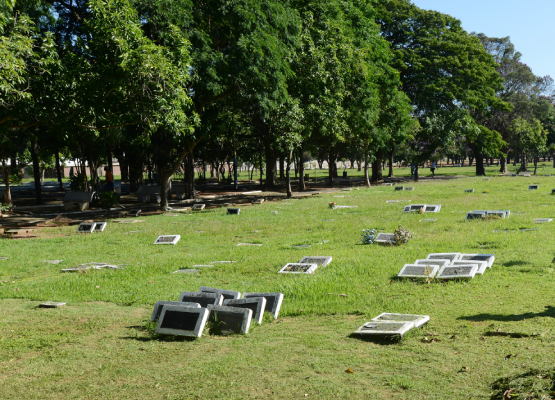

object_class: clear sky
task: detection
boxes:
[411,0,554,78]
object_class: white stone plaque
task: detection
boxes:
[426,253,460,262]
[451,260,487,275]
[534,218,552,223]
[398,264,439,279]
[436,264,478,279]
[298,256,332,267]
[425,205,441,213]
[153,235,181,245]
[459,253,495,268]
[374,233,396,244]
[353,321,413,338]
[77,222,96,233]
[94,222,107,232]
[414,259,450,268]
[279,263,318,274]
[155,305,209,337]
[466,211,485,220]
[371,313,430,328]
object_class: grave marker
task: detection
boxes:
[199,286,241,300]
[211,261,236,264]
[0,257,8,260]
[419,219,437,223]
[278,263,318,274]
[371,313,429,328]
[464,189,475,193]
[38,302,66,308]
[223,297,267,325]
[173,269,199,274]
[155,305,209,337]
[414,259,451,268]
[436,264,478,279]
[425,205,441,213]
[528,185,539,190]
[44,260,64,264]
[150,301,201,321]
[486,211,506,219]
[192,265,214,268]
[192,204,205,211]
[153,235,181,245]
[77,222,96,233]
[426,253,461,262]
[451,260,487,275]
[94,222,107,232]
[252,199,265,204]
[207,305,252,334]
[398,264,439,279]
[466,211,485,220]
[227,208,241,215]
[459,254,495,268]
[374,233,396,244]
[237,243,262,246]
[534,218,553,223]
[178,291,224,307]
[353,321,413,338]
[404,187,415,191]
[298,256,332,267]
[128,209,141,217]
[395,186,404,191]
[242,292,284,319]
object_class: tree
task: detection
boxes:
[510,117,547,174]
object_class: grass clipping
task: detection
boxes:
[491,368,555,400]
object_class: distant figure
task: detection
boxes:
[410,162,415,176]
[457,163,461,167]
[104,166,114,191]
[69,167,74,178]
[431,161,436,177]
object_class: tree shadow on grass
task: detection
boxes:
[458,305,555,322]
[123,325,197,342]
[502,260,532,267]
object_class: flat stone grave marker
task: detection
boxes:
[353,321,413,338]
[279,263,318,274]
[77,222,96,233]
[271,211,278,214]
[252,199,264,204]
[382,183,393,186]
[529,185,539,190]
[0,257,8,260]
[128,209,141,217]
[192,264,214,268]
[511,173,517,176]
[293,245,311,248]
[395,186,404,191]
[199,286,241,300]
[483,178,490,181]
[173,269,199,274]
[404,187,415,191]
[192,204,205,211]
[374,233,396,244]
[151,301,201,321]
[404,204,426,213]
[94,222,107,232]
[545,174,552,176]
[520,228,539,231]
[551,189,555,194]
[493,229,515,233]
[178,291,224,307]
[333,196,346,198]
[466,211,485,220]
[464,189,475,193]
[153,235,181,245]
[486,211,506,219]
[211,261,235,264]
[333,205,357,209]
[459,254,495,268]
[398,264,439,279]
[371,313,430,328]
[436,264,478,280]
[451,260,487,275]
[45,260,63,264]
[419,219,437,222]
[534,218,553,223]
[322,219,334,222]
[242,292,283,319]
[298,256,332,267]
[38,302,66,308]
[155,305,209,337]
[127,231,141,234]
[237,243,262,247]
[386,200,400,203]
[414,259,451,268]
[227,208,241,215]
[223,297,267,325]
[425,205,441,213]
[523,173,531,177]
[207,305,252,334]
[427,253,461,262]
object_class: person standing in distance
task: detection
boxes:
[430,161,436,177]
[104,166,114,191]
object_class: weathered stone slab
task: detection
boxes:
[223,297,267,325]
[151,301,201,321]
[155,305,209,337]
[242,292,284,319]
[173,269,199,274]
[353,321,413,338]
[252,199,265,204]
[207,305,252,334]
[534,218,553,223]
[38,302,66,308]
[404,187,415,191]
[279,263,318,274]
[333,205,357,209]
[44,260,63,264]
[237,243,262,246]
[426,253,460,262]
[227,208,241,215]
[178,291,224,307]
[451,260,487,275]
[486,211,506,219]
[436,264,478,279]
[403,204,426,213]
[459,253,495,268]
[382,183,393,186]
[211,261,236,264]
[371,313,430,328]
[466,211,485,220]
[153,235,181,245]
[192,204,205,211]
[425,205,441,213]
[293,245,311,249]
[395,186,404,191]
[298,256,332,267]
[419,219,437,222]
[192,264,214,268]
[464,189,474,193]
[398,264,439,279]
[414,259,451,267]
[77,222,96,233]
[529,185,539,190]
[199,286,241,300]
[128,209,141,217]
[374,233,396,244]
[94,222,107,232]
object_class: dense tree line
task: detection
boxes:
[1,0,553,207]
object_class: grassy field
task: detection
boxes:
[2,174,555,399]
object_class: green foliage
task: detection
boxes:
[68,172,87,192]
[99,191,119,208]
[8,173,21,184]
[0,202,12,212]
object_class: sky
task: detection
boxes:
[411,0,554,78]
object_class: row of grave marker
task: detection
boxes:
[403,204,441,213]
[353,313,430,338]
[152,286,284,337]
[398,253,495,280]
[466,210,510,220]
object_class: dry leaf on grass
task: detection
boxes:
[345,368,354,374]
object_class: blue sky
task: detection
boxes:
[411,0,554,78]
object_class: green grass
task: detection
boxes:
[2,174,555,399]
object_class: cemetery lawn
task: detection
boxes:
[2,175,555,399]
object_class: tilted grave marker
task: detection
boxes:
[534,218,553,223]
[528,185,539,190]
[459,254,495,268]
[77,222,96,233]
[199,286,241,300]
[207,305,252,334]
[486,211,506,219]
[426,253,461,262]
[451,260,487,275]
[242,292,284,319]
[279,263,318,274]
[94,222,107,232]
[466,211,485,220]
[178,291,224,307]
[398,264,439,279]
[227,208,241,215]
[151,301,201,322]
[436,264,478,280]
[155,305,209,337]
[425,205,441,213]
[298,256,332,267]
[353,321,413,338]
[153,235,181,245]
[371,313,429,328]
[223,297,267,325]
[414,259,451,268]
[192,204,205,211]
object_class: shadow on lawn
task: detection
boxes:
[502,260,532,268]
[123,325,197,342]
[348,333,402,345]
[458,305,555,322]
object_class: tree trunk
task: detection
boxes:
[357,159,362,172]
[414,165,419,182]
[328,150,336,187]
[298,144,305,191]
[520,154,527,172]
[286,150,292,198]
[533,157,538,174]
[30,138,43,205]
[264,144,277,187]
[364,144,371,187]
[55,152,64,190]
[1,156,12,205]
[107,145,113,171]
[371,152,383,182]
[475,152,485,176]
[499,154,507,174]
[387,146,394,178]
[279,155,285,180]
